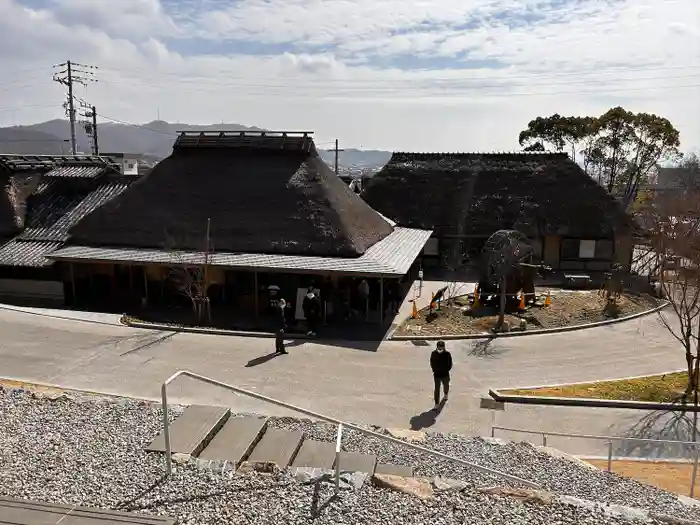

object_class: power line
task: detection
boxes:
[53,61,98,154]
[0,103,58,113]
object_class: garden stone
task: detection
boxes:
[478,486,554,505]
[433,475,469,492]
[373,473,434,500]
[387,428,427,443]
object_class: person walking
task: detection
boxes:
[430,340,452,410]
[302,288,321,336]
[275,298,288,354]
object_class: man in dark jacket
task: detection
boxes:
[302,288,321,336]
[275,298,288,354]
[430,340,452,409]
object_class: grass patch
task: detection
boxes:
[503,372,688,403]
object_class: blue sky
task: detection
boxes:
[1,0,699,152]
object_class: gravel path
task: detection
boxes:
[0,387,695,525]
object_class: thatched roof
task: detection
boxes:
[362,152,634,239]
[68,132,393,257]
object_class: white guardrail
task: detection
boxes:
[160,370,538,494]
[491,425,700,497]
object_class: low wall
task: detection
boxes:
[0,279,65,303]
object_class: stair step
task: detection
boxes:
[247,428,304,467]
[291,439,337,469]
[146,405,231,457]
[375,463,415,477]
[337,451,377,474]
[0,496,175,524]
[199,415,267,466]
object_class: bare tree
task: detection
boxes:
[645,191,700,397]
[165,219,213,325]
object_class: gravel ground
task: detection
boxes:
[0,387,695,525]
[396,289,660,336]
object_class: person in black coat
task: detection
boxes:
[302,288,321,336]
[275,298,288,354]
[430,340,452,409]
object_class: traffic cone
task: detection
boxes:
[518,293,525,310]
[411,300,418,319]
[473,285,480,307]
[544,291,552,307]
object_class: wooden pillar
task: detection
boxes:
[254,271,259,317]
[143,267,149,304]
[379,277,384,324]
[69,263,76,306]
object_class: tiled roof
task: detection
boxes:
[50,227,432,276]
[19,180,131,243]
[0,239,62,267]
[44,165,106,178]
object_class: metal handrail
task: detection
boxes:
[491,424,700,497]
[160,370,538,488]
[491,425,700,446]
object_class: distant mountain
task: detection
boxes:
[318,149,392,173]
[0,120,392,171]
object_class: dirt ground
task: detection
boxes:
[396,289,660,337]
[587,459,698,498]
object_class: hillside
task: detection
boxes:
[0,120,391,172]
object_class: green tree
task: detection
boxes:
[518,107,682,210]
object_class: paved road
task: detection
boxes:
[0,304,689,457]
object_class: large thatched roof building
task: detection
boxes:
[67,132,395,258]
[362,152,635,271]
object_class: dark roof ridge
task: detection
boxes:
[391,151,569,159]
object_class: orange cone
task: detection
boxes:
[519,293,525,310]
[411,300,418,319]
[544,291,552,307]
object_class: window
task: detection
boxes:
[561,239,580,259]
[561,238,615,260]
[579,240,596,259]
[594,239,614,259]
[423,238,439,256]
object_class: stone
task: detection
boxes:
[477,486,554,505]
[373,473,434,501]
[432,475,469,492]
[519,319,527,331]
[650,513,700,525]
[237,461,280,475]
[386,428,427,443]
[339,471,369,491]
[678,495,700,509]
[171,453,191,465]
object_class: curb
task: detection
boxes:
[494,369,686,393]
[488,388,700,412]
[390,300,670,341]
[0,303,124,327]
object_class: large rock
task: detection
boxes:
[477,486,553,505]
[373,473,434,501]
[386,428,427,443]
[432,475,469,492]
[237,461,280,475]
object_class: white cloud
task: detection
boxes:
[0,0,698,153]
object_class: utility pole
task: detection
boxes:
[78,102,99,155]
[334,139,345,175]
[53,61,98,154]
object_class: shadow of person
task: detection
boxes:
[245,352,284,368]
[409,400,445,431]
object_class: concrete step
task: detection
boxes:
[0,496,175,524]
[291,439,337,469]
[375,462,415,477]
[146,405,231,457]
[337,451,377,474]
[199,415,267,466]
[246,428,304,468]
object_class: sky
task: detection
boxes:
[0,0,699,153]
